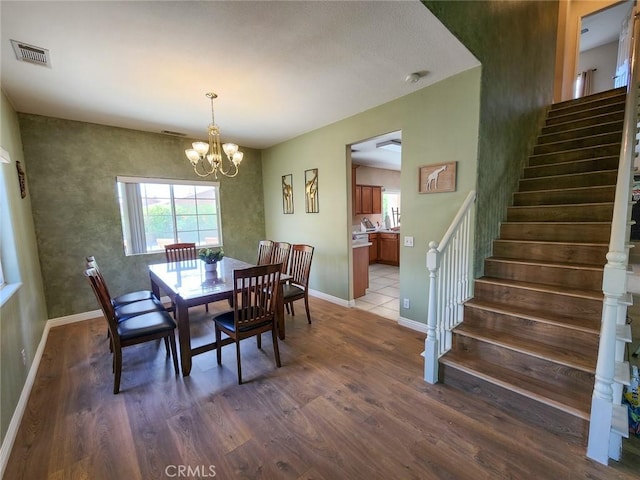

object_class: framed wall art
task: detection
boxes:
[304,168,319,213]
[419,161,456,194]
[282,174,294,214]
[16,160,27,198]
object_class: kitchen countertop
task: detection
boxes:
[352,241,373,249]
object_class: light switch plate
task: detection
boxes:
[404,236,414,247]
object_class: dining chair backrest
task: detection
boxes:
[232,264,281,330]
[256,240,274,265]
[270,242,291,272]
[85,267,118,336]
[288,244,314,288]
[165,242,197,263]
[85,255,115,299]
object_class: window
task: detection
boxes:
[117,176,222,255]
[382,190,401,228]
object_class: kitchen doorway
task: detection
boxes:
[350,130,401,320]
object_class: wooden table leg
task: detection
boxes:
[175,296,192,376]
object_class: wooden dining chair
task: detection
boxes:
[164,242,210,312]
[283,244,314,324]
[270,241,291,272]
[212,263,282,384]
[85,267,179,393]
[164,242,197,263]
[256,240,274,265]
[86,255,156,307]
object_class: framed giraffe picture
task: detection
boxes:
[419,161,456,194]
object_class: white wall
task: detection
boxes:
[577,40,618,94]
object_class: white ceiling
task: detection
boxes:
[0,1,478,154]
[351,130,402,171]
[580,0,632,52]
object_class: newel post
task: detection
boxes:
[425,241,440,384]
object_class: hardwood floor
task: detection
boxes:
[4,297,639,479]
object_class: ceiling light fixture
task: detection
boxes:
[376,139,402,152]
[185,92,243,178]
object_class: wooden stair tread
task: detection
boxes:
[440,352,591,419]
[528,142,621,160]
[475,276,603,300]
[487,256,604,272]
[492,239,608,248]
[520,169,617,181]
[502,220,610,226]
[525,156,619,171]
[509,202,613,209]
[464,298,600,334]
[453,323,596,373]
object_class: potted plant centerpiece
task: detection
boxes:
[199,247,224,271]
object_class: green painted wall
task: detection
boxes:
[424,0,559,275]
[18,114,266,318]
[0,92,48,443]
[262,68,481,324]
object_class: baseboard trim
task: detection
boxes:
[308,289,352,308]
[0,319,51,478]
[398,316,427,333]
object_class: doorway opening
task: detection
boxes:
[349,130,401,321]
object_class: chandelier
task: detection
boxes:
[185,92,243,178]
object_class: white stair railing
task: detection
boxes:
[424,190,476,383]
[586,10,640,466]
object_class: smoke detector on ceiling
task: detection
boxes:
[11,40,51,68]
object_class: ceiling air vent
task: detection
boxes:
[11,40,51,67]
[161,130,187,137]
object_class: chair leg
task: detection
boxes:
[290,302,295,316]
[304,295,311,324]
[215,325,222,365]
[235,341,243,385]
[168,332,179,375]
[285,303,290,315]
[113,348,123,394]
[271,326,281,368]
[205,303,209,312]
[257,333,262,349]
[163,337,170,355]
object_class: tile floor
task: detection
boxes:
[354,263,399,320]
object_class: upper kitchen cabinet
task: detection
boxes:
[355,184,382,215]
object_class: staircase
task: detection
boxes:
[439,87,627,445]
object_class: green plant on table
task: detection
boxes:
[198,247,224,264]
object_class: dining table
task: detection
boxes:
[148,257,289,376]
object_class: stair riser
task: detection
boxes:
[548,94,626,119]
[519,171,617,191]
[537,121,623,145]
[528,144,621,166]
[506,204,613,222]
[473,280,602,322]
[484,259,603,291]
[500,223,611,242]
[463,305,600,343]
[513,186,615,206]
[547,102,626,126]
[492,240,608,266]
[439,364,589,446]
[523,157,619,179]
[541,112,625,135]
[450,333,596,388]
[533,133,622,155]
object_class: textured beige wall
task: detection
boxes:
[0,92,48,443]
[18,114,266,318]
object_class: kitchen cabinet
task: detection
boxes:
[378,233,399,266]
[353,244,370,298]
[354,184,382,215]
[368,233,379,264]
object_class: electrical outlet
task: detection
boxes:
[21,349,27,366]
[404,236,414,247]
[403,298,410,309]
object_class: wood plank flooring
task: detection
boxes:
[4,298,639,479]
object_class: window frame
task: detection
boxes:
[116,176,223,256]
